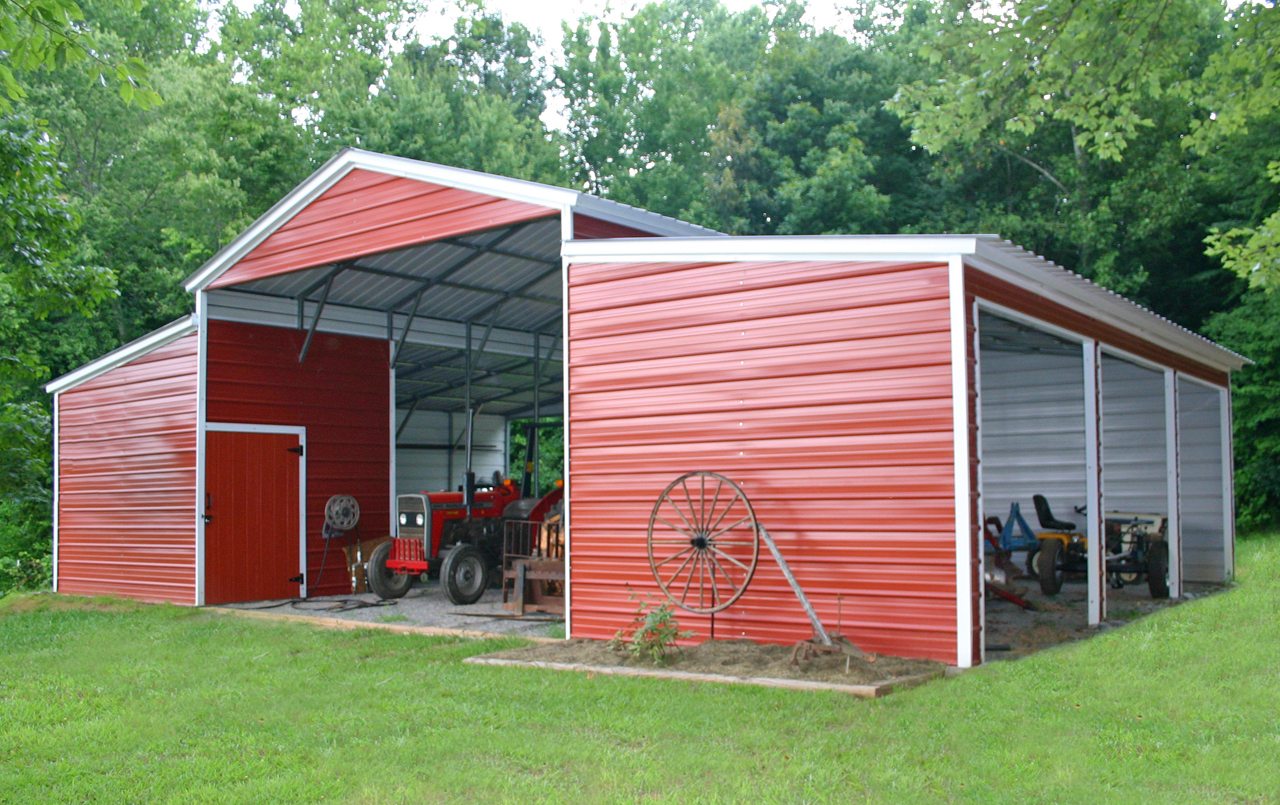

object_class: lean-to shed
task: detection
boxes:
[48,150,1246,666]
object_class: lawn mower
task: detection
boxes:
[1031,495,1169,599]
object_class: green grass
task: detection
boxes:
[2,538,1279,803]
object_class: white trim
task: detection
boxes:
[44,315,198,394]
[561,207,573,641]
[183,148,715,293]
[1084,339,1105,626]
[195,293,208,605]
[561,235,1245,374]
[1176,373,1230,393]
[976,299,1087,345]
[948,256,974,668]
[971,297,986,666]
[51,393,60,593]
[205,422,308,598]
[1221,386,1235,580]
[1164,370,1182,598]
[1099,343,1167,374]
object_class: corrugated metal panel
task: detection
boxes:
[978,347,1087,520]
[395,411,505,494]
[573,215,658,239]
[206,320,390,597]
[566,259,958,664]
[1101,356,1169,512]
[57,334,198,603]
[210,169,556,289]
[1177,378,1226,582]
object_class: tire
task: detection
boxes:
[441,543,489,605]
[1147,541,1170,599]
[1037,538,1065,595]
[366,540,412,600]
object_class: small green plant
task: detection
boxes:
[375,613,409,624]
[608,596,692,665]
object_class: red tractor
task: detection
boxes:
[366,472,563,605]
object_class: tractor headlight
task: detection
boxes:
[415,513,424,527]
[399,513,407,526]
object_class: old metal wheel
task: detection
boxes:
[441,543,488,605]
[647,471,761,614]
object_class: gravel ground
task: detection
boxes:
[226,579,562,640]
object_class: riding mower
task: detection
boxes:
[1030,495,1169,599]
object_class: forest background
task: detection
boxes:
[1,0,1277,590]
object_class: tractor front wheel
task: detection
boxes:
[1037,538,1065,595]
[367,541,412,600]
[1147,541,1170,599]
[441,544,489,605]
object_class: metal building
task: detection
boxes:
[47,150,1245,666]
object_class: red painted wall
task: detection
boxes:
[57,334,198,603]
[205,320,390,597]
[211,168,556,289]
[573,214,660,239]
[566,258,959,663]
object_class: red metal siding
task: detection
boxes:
[966,266,1229,386]
[211,169,556,289]
[57,334,198,603]
[205,320,389,597]
[567,258,959,664]
[573,214,659,239]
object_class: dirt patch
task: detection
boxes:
[0,592,152,616]
[478,637,942,686]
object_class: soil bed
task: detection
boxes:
[478,637,942,686]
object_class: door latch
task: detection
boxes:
[289,574,304,585]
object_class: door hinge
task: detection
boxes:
[287,445,304,456]
[289,574,304,585]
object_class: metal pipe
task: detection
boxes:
[464,322,473,516]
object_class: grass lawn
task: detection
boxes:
[2,538,1278,803]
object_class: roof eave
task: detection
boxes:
[45,315,198,395]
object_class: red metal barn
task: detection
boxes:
[48,150,1245,667]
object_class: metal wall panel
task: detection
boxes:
[1101,356,1169,513]
[1177,378,1227,582]
[395,410,506,494]
[210,169,555,289]
[205,320,390,597]
[979,349,1088,521]
[573,214,657,239]
[56,334,198,603]
[566,259,958,663]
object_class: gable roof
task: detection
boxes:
[183,148,721,293]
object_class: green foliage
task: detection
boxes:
[0,0,160,111]
[608,596,692,664]
[0,550,52,596]
[507,419,564,497]
[1204,291,1280,531]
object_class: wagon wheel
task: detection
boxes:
[647,471,760,614]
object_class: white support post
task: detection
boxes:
[195,290,208,606]
[1164,370,1182,598]
[51,393,60,592]
[971,298,986,666]
[1083,339,1105,626]
[389,345,397,536]
[948,257,975,668]
[560,205,574,641]
[1221,387,1235,580]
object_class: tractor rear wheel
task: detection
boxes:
[441,543,488,605]
[1147,541,1170,599]
[1037,538,1065,595]
[367,541,412,600]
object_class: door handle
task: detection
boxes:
[203,493,213,524]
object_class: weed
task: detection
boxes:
[608,596,692,665]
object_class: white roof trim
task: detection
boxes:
[45,315,198,395]
[183,148,717,293]
[561,234,1247,374]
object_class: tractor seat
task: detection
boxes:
[1032,494,1077,532]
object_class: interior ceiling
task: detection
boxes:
[979,311,1081,357]
[228,217,565,419]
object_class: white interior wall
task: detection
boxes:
[1101,356,1168,513]
[979,348,1087,526]
[395,410,506,495]
[1177,378,1227,582]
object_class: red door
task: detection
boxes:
[205,430,302,604]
